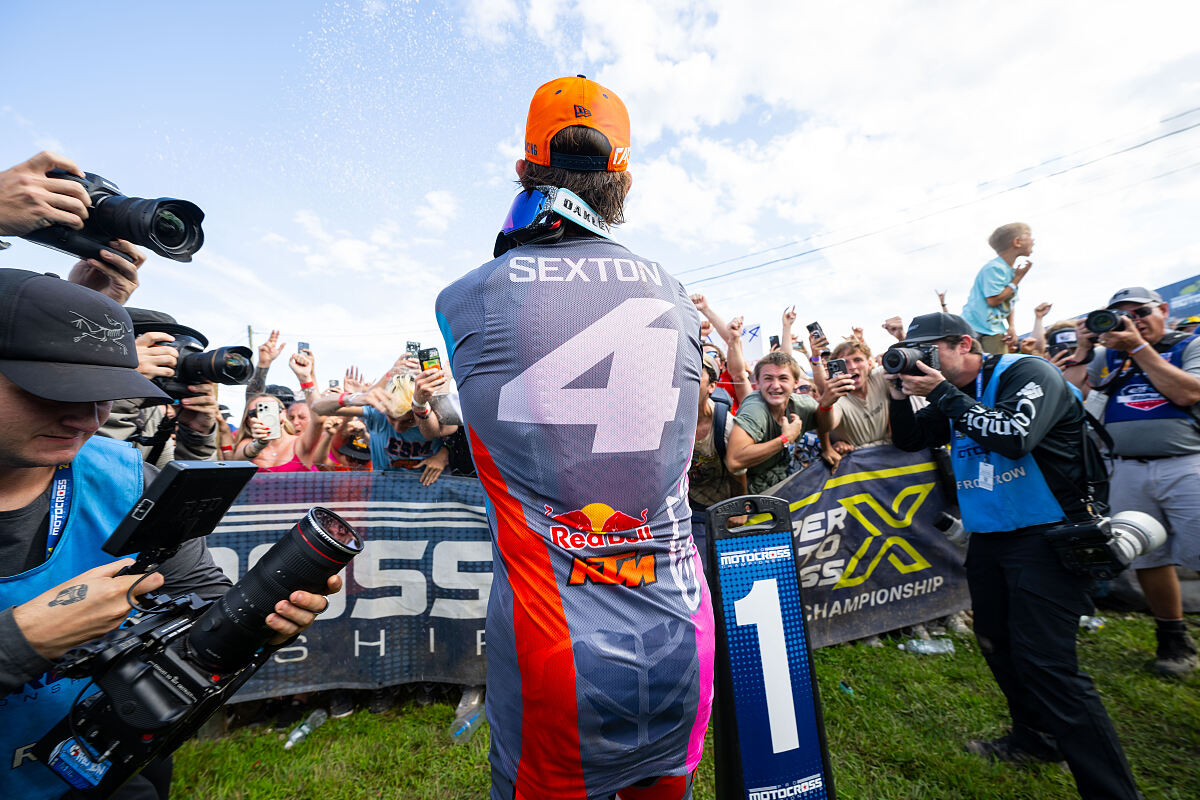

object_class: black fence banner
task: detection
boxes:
[767,445,969,647]
[204,471,491,702]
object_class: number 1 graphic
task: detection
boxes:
[734,578,799,753]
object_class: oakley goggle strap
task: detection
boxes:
[495,186,614,257]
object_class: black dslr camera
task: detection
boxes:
[21,170,204,263]
[32,462,363,798]
[1043,511,1167,580]
[1084,308,1132,335]
[149,324,253,399]
[881,342,941,375]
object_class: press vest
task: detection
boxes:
[1103,333,1199,425]
[0,436,143,799]
[950,354,1067,533]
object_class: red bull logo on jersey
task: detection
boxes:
[567,551,657,586]
[546,502,652,550]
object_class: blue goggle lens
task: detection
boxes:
[501,189,551,235]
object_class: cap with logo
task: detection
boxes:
[1107,287,1164,308]
[0,269,169,403]
[337,434,371,462]
[525,75,630,172]
[900,312,977,345]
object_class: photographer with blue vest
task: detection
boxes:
[1062,286,1200,678]
[0,270,337,800]
[888,312,1141,800]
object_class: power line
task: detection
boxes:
[686,119,1200,288]
[675,105,1200,281]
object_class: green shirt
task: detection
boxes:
[733,391,818,493]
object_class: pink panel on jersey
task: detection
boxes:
[686,547,715,771]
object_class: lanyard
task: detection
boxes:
[46,463,73,558]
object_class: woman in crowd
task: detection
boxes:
[232,350,325,471]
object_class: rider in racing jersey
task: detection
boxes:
[436,76,713,800]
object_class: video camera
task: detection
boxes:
[149,324,253,399]
[21,170,204,263]
[32,461,363,798]
[881,342,941,375]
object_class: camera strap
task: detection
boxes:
[45,463,73,558]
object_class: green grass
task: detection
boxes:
[173,615,1199,799]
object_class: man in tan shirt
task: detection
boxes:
[814,339,895,470]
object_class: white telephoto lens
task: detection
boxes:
[1108,511,1168,563]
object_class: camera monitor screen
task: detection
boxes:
[104,460,259,557]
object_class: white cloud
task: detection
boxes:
[415,190,460,233]
[461,0,521,44]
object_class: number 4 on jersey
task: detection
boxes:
[497,298,680,454]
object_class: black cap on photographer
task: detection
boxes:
[900,312,977,345]
[0,269,170,403]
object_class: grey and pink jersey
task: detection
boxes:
[436,236,714,799]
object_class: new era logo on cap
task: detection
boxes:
[573,104,591,118]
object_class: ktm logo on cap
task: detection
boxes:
[612,147,630,167]
[573,104,591,118]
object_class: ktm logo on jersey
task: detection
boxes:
[568,551,657,586]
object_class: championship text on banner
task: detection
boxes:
[766,445,968,647]
[205,471,492,702]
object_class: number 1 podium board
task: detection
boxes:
[707,495,836,800]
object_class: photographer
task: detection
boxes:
[0,271,337,799]
[98,309,221,466]
[887,312,1140,800]
[1063,287,1200,677]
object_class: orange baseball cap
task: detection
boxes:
[524,75,630,172]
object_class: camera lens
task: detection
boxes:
[152,210,187,248]
[1108,510,1167,565]
[178,346,254,386]
[1085,309,1122,335]
[882,347,920,375]
[187,508,363,672]
[93,195,205,262]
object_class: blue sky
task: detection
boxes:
[3,1,1199,414]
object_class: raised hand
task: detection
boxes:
[344,365,366,393]
[258,330,286,368]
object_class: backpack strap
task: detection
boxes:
[713,399,730,463]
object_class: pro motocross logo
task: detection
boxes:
[774,461,938,590]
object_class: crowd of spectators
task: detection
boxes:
[2,147,1197,800]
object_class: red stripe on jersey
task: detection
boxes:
[469,427,587,800]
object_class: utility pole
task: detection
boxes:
[247,324,254,351]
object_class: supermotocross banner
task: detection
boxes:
[205,471,492,702]
[767,445,969,648]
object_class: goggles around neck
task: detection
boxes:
[494,185,614,257]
